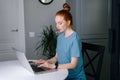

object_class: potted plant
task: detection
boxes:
[35,25,57,59]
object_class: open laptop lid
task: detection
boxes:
[13,48,34,73]
[13,48,56,74]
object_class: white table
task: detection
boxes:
[0,60,68,80]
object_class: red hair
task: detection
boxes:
[55,10,73,26]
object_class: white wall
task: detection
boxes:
[24,0,65,59]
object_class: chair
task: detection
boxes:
[82,42,105,80]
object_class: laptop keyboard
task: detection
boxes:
[29,61,45,72]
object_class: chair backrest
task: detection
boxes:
[82,42,105,80]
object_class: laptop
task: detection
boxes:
[13,48,56,74]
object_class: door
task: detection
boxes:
[0,0,25,61]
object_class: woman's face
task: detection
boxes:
[55,15,70,32]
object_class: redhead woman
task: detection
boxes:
[34,3,86,80]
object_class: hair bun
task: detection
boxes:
[63,3,71,11]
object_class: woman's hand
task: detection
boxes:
[38,62,55,69]
[34,59,47,65]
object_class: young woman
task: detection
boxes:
[34,3,86,80]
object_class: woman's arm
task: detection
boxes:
[58,57,78,69]
[36,54,58,69]
[34,54,57,65]
[37,55,78,69]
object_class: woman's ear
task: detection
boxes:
[67,20,71,26]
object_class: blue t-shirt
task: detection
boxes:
[56,32,86,80]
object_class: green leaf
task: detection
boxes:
[34,25,57,58]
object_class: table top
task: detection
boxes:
[0,60,68,80]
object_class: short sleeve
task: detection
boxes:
[70,36,82,57]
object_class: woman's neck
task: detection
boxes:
[64,27,74,37]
